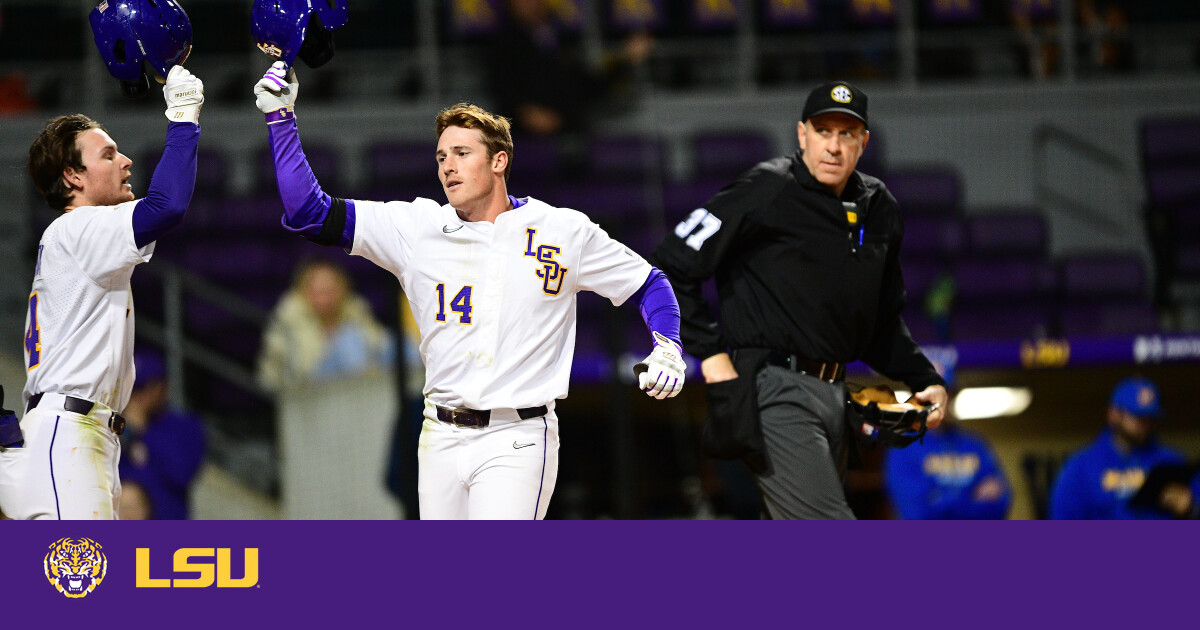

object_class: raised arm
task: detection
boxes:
[254,61,355,248]
[132,66,204,249]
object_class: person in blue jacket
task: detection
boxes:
[1050,376,1184,520]
[884,387,1011,520]
[117,350,207,520]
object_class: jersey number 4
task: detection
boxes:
[435,284,473,325]
[25,293,41,370]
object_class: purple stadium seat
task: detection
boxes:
[902,215,967,262]
[663,179,723,223]
[886,167,963,217]
[966,211,1048,258]
[1146,165,1200,207]
[1175,245,1200,278]
[1059,302,1159,338]
[858,127,885,177]
[902,261,950,304]
[140,147,229,198]
[902,311,942,344]
[509,135,562,178]
[589,136,666,180]
[951,303,1053,342]
[256,144,341,193]
[1141,117,1200,168]
[954,259,1055,304]
[1058,254,1146,301]
[692,130,775,179]
[216,195,287,231]
[366,141,433,189]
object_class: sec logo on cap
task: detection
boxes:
[831,85,853,103]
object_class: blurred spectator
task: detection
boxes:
[484,0,652,138]
[1010,0,1061,79]
[884,381,1011,520]
[257,258,395,392]
[117,479,153,521]
[118,350,206,520]
[1079,0,1133,73]
[1050,376,1185,519]
[385,293,426,517]
[0,72,37,115]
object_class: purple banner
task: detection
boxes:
[764,0,819,27]
[925,0,983,23]
[690,0,743,31]
[609,0,665,32]
[849,0,896,26]
[450,0,503,37]
[1,521,1194,626]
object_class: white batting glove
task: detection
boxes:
[634,331,686,400]
[163,65,204,124]
[254,61,299,116]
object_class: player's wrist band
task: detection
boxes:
[265,108,295,125]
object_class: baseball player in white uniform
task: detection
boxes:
[0,66,204,520]
[254,62,687,519]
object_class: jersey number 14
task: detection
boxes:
[435,284,473,325]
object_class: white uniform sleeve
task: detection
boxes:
[575,220,653,306]
[60,201,153,287]
[349,198,418,275]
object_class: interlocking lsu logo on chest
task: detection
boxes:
[44,537,107,598]
[524,227,570,295]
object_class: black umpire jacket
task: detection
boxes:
[650,150,946,393]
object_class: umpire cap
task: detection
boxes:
[802,81,868,129]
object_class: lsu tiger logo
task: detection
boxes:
[44,537,107,599]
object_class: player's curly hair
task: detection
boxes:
[28,114,105,212]
[435,103,514,181]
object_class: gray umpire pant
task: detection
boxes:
[753,366,856,520]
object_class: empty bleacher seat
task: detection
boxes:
[1058,254,1147,301]
[692,130,776,180]
[885,167,963,217]
[965,210,1048,259]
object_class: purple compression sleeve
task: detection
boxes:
[132,122,198,249]
[267,118,355,248]
[631,267,682,350]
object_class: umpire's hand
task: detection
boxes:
[634,332,686,399]
[254,61,299,114]
[911,384,948,428]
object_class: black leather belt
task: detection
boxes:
[434,405,548,429]
[763,351,845,382]
[26,393,126,436]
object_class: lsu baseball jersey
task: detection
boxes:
[23,201,154,412]
[351,195,652,410]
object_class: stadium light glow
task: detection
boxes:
[952,387,1033,420]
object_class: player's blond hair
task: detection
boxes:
[435,103,514,181]
[28,114,105,212]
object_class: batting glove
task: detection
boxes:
[163,65,204,124]
[634,331,686,400]
[254,61,299,123]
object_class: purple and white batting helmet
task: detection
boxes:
[251,0,350,69]
[89,0,193,98]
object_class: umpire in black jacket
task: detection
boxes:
[651,82,948,519]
